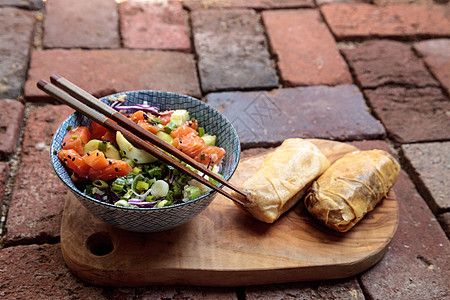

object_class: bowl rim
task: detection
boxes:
[51,89,241,211]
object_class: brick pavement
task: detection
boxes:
[0,0,449,298]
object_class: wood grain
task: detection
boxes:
[60,139,398,286]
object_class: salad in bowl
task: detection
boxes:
[51,90,240,232]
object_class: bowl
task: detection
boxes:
[51,90,240,232]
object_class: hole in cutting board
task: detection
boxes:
[86,232,115,256]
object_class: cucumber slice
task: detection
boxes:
[83,139,121,159]
[116,131,157,164]
[84,139,102,154]
[156,131,174,145]
[170,109,190,126]
[104,143,121,160]
[201,134,216,146]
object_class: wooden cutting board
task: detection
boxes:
[60,139,399,287]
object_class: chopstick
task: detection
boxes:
[49,74,247,199]
[37,79,246,207]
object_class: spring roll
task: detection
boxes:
[234,138,330,223]
[305,149,400,232]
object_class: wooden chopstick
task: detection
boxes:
[49,74,247,199]
[37,79,246,207]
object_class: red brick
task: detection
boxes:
[43,0,120,49]
[0,7,36,99]
[191,9,278,93]
[119,0,190,51]
[43,0,120,48]
[359,169,450,299]
[206,85,385,147]
[414,39,450,96]
[316,0,369,5]
[245,278,364,299]
[0,0,44,10]
[401,142,450,213]
[5,105,73,245]
[437,212,450,239]
[24,49,201,101]
[0,99,24,159]
[321,4,450,40]
[183,0,314,10]
[374,0,439,4]
[262,9,352,86]
[0,162,9,207]
[364,86,450,143]
[103,286,238,299]
[0,243,106,298]
[0,243,239,298]
[342,40,439,89]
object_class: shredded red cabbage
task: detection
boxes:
[113,104,172,116]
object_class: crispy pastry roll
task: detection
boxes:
[234,139,330,223]
[305,149,400,232]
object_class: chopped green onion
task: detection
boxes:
[197,127,205,137]
[92,180,108,189]
[164,122,178,134]
[136,181,150,191]
[150,118,162,124]
[119,149,127,157]
[111,177,126,192]
[145,195,156,202]
[156,200,168,208]
[184,186,201,200]
[122,158,135,167]
[71,135,78,139]
[98,141,107,152]
[147,166,162,179]
[208,175,220,186]
[85,185,95,195]
[133,167,142,174]
[114,200,130,207]
[66,125,72,131]
[173,185,182,197]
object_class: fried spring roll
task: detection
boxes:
[234,139,330,223]
[305,149,400,232]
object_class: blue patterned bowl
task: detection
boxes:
[51,90,240,232]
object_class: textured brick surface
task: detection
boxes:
[342,40,439,89]
[401,142,450,213]
[364,86,450,143]
[359,169,450,299]
[347,140,449,299]
[0,0,43,10]
[373,0,442,4]
[43,0,120,49]
[5,105,73,245]
[119,0,190,51]
[438,212,450,239]
[0,243,105,298]
[414,39,450,95]
[183,0,314,9]
[321,4,450,40]
[0,7,35,99]
[245,278,364,299]
[207,85,385,147]
[263,9,352,87]
[0,162,9,207]
[191,9,278,93]
[317,0,369,4]
[0,243,239,298]
[0,99,24,160]
[24,49,201,101]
